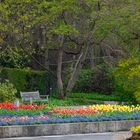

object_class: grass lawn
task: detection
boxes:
[69,92,121,101]
[48,92,121,106]
[48,97,104,107]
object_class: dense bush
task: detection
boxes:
[134,92,140,103]
[74,64,115,94]
[113,86,135,103]
[0,81,17,102]
[73,69,93,93]
[0,68,53,97]
[115,57,140,103]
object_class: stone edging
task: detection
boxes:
[0,120,140,138]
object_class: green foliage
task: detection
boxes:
[49,97,103,106]
[0,0,41,68]
[134,91,140,104]
[1,0,139,54]
[115,56,140,103]
[90,65,115,94]
[49,98,75,107]
[74,65,115,94]
[0,68,51,97]
[74,69,93,93]
[114,89,134,103]
[0,81,17,102]
[69,92,120,101]
[0,108,51,117]
[0,47,31,68]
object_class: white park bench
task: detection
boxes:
[20,91,49,104]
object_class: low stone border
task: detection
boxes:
[0,120,140,138]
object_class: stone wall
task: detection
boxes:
[0,120,140,138]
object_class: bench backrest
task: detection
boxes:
[20,91,40,99]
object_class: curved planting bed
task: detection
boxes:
[0,103,140,126]
[0,103,140,137]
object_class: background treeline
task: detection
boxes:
[0,0,140,103]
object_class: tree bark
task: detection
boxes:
[65,45,89,96]
[57,36,64,99]
[57,47,64,98]
[89,45,95,69]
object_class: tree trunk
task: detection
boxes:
[65,45,89,96]
[89,45,95,69]
[57,47,64,98]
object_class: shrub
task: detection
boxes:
[74,64,115,94]
[0,68,55,97]
[114,56,140,103]
[113,86,135,102]
[131,126,140,133]
[74,69,93,93]
[128,126,140,140]
[0,81,17,102]
[134,91,140,103]
[90,64,115,94]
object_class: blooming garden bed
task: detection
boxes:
[0,103,140,126]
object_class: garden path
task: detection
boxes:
[1,132,131,140]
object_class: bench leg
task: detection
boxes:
[22,98,24,104]
[30,98,33,105]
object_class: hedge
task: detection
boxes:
[0,68,56,97]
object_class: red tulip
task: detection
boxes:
[0,103,43,110]
[50,109,99,115]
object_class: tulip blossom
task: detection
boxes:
[0,103,43,110]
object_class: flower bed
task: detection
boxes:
[0,103,140,126]
[89,105,140,112]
